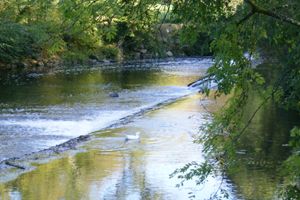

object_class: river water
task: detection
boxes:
[0,58,210,160]
[0,58,296,199]
[0,95,238,200]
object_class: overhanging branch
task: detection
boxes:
[237,9,255,25]
[244,0,300,27]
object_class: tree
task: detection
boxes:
[169,0,300,198]
[0,0,166,63]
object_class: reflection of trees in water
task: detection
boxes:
[229,88,300,199]
[0,62,193,112]
[100,68,163,89]
[0,66,163,105]
[240,94,297,162]
[111,150,164,200]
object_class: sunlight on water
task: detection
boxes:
[0,58,210,160]
[0,95,237,200]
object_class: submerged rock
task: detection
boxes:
[109,92,119,98]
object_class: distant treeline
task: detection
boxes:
[0,1,211,68]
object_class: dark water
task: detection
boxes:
[225,62,300,200]
[227,92,299,200]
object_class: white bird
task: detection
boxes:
[125,132,140,141]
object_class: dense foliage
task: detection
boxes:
[169,0,300,199]
[0,0,176,65]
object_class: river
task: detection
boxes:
[0,58,210,160]
[0,58,296,199]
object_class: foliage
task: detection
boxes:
[94,45,120,60]
[0,0,172,64]
[169,0,300,198]
[0,21,39,63]
[170,161,214,187]
[280,127,300,199]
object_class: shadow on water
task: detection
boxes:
[226,63,300,200]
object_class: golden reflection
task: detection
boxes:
[0,150,122,200]
[229,165,279,200]
[0,91,288,200]
[0,95,207,200]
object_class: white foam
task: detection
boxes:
[0,110,131,137]
[0,89,192,138]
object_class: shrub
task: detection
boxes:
[95,45,120,60]
[0,21,39,63]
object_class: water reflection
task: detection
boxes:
[0,95,236,200]
[0,58,210,160]
[227,88,300,199]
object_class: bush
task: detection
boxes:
[0,21,39,63]
[62,50,90,64]
[95,45,120,60]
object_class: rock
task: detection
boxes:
[166,51,173,57]
[89,54,98,60]
[37,61,44,67]
[109,92,119,98]
[140,49,147,54]
[88,59,98,65]
[134,52,141,59]
[103,59,110,64]
[31,60,38,65]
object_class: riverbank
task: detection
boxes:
[0,56,213,74]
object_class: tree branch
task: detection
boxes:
[237,9,255,25]
[158,1,172,41]
[244,0,300,27]
[5,161,26,170]
[188,74,215,87]
[232,93,272,143]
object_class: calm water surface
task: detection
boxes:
[0,58,296,199]
[0,95,237,200]
[0,58,211,160]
